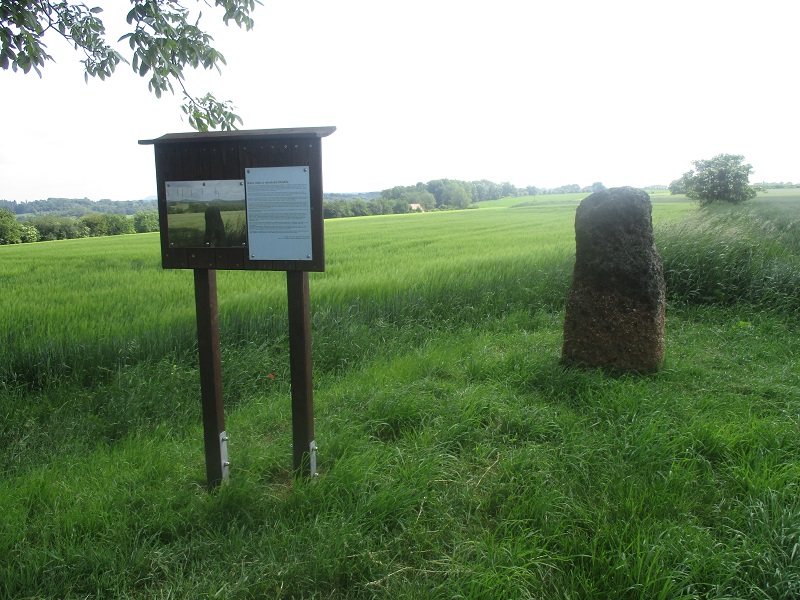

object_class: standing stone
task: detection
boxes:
[562,187,665,373]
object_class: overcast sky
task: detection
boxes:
[2,0,797,202]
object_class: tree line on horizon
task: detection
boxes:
[0,209,159,245]
[0,197,157,217]
[322,179,615,219]
[0,179,610,238]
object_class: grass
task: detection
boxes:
[0,202,693,387]
[477,189,684,209]
[0,206,577,386]
[1,194,799,598]
[659,200,800,311]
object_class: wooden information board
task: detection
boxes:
[140,127,335,487]
[140,126,335,272]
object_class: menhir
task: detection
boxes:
[562,186,666,373]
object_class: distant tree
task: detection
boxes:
[6,197,157,217]
[440,182,470,208]
[668,172,693,195]
[462,181,477,201]
[375,177,559,208]
[472,179,502,201]
[754,181,800,189]
[399,189,435,211]
[426,179,448,205]
[0,208,23,244]
[105,213,135,235]
[678,154,759,205]
[368,198,394,215]
[380,185,409,201]
[323,200,352,219]
[20,223,40,242]
[0,200,20,213]
[349,199,372,217]
[80,212,109,236]
[592,182,606,193]
[548,184,581,194]
[500,181,517,197]
[1,0,259,130]
[133,210,159,232]
[78,212,132,235]
[26,215,89,240]
[391,200,410,214]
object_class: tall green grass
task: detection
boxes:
[0,207,577,387]
[2,306,799,598]
[5,197,796,389]
[658,200,800,311]
[1,202,700,388]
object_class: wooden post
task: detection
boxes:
[286,270,316,477]
[194,268,228,489]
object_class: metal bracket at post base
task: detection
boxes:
[220,431,230,481]
[310,440,317,476]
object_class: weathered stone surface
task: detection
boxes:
[562,186,666,373]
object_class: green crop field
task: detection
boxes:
[1,195,799,598]
[476,189,682,209]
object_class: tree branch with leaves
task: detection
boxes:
[1,0,260,131]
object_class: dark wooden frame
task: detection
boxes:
[140,127,335,272]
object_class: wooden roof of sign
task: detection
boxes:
[139,126,336,146]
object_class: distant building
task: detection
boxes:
[409,203,425,212]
